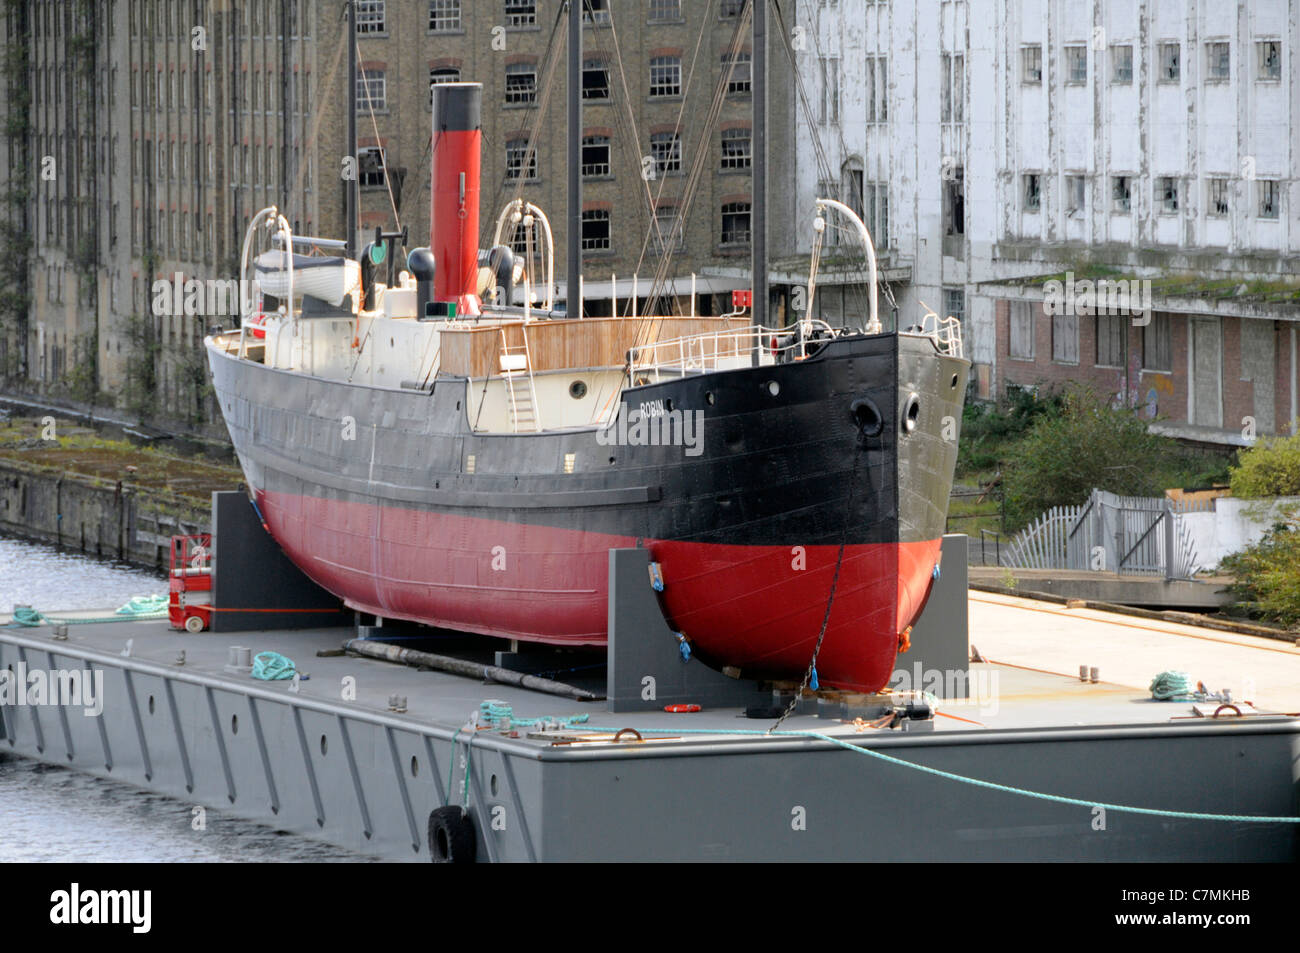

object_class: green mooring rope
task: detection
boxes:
[6,594,169,627]
[571,723,1300,825]
[251,651,296,681]
[1149,670,1196,700]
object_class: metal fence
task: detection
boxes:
[1000,489,1201,578]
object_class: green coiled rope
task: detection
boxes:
[6,594,170,627]
[251,651,297,681]
[1149,670,1196,700]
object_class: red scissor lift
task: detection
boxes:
[169,534,213,633]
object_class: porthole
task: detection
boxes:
[320,734,328,756]
[850,397,884,438]
[950,374,959,389]
[902,393,921,433]
[231,714,239,735]
[705,391,716,406]
[569,380,588,399]
[765,380,780,397]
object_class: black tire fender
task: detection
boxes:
[427,805,477,863]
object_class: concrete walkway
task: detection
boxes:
[969,590,1300,711]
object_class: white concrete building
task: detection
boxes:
[782,0,1300,435]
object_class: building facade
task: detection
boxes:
[0,0,802,431]
[789,0,1299,444]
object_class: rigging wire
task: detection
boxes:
[355,39,402,234]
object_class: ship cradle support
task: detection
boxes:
[1,609,1298,861]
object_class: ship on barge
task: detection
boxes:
[206,47,967,694]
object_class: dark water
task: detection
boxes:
[0,532,374,862]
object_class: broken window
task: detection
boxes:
[1258,179,1280,219]
[582,58,610,99]
[720,202,751,246]
[428,0,461,32]
[505,139,538,181]
[1158,42,1180,82]
[1023,173,1041,212]
[1206,41,1230,80]
[1257,40,1281,80]
[941,53,964,122]
[581,208,611,251]
[1112,175,1131,213]
[1022,45,1042,83]
[944,166,965,235]
[1110,45,1133,84]
[1158,176,1179,213]
[653,204,684,250]
[650,55,682,98]
[580,135,611,177]
[429,67,459,108]
[505,1,535,29]
[866,181,888,249]
[1066,174,1086,217]
[943,288,966,327]
[724,51,751,95]
[504,62,537,104]
[355,0,385,33]
[1064,45,1087,84]
[1208,177,1230,216]
[358,146,386,189]
[720,127,751,171]
[650,131,682,175]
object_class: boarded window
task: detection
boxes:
[1096,314,1125,367]
[1052,314,1079,363]
[1009,301,1034,360]
[1143,314,1172,372]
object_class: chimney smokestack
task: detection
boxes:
[431,82,482,316]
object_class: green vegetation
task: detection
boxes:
[0,415,240,505]
[1220,509,1300,628]
[1229,431,1300,499]
[957,385,1232,533]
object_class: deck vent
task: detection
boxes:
[465,454,476,474]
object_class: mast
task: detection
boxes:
[345,0,358,259]
[566,0,582,317]
[752,0,767,358]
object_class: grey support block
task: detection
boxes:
[897,533,970,699]
[209,491,349,632]
[606,548,770,713]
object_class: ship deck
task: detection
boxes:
[2,591,1297,861]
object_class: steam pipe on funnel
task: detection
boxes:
[430,83,483,316]
[566,0,581,318]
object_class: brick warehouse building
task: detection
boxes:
[989,283,1296,447]
[964,0,1300,445]
[0,0,796,432]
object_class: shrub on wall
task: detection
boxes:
[1220,509,1300,627]
[1229,432,1300,499]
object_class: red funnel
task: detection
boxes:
[431,83,482,316]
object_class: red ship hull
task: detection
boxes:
[258,488,940,692]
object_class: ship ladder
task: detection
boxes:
[498,327,541,433]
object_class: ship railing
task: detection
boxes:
[626,321,840,384]
[909,302,965,359]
